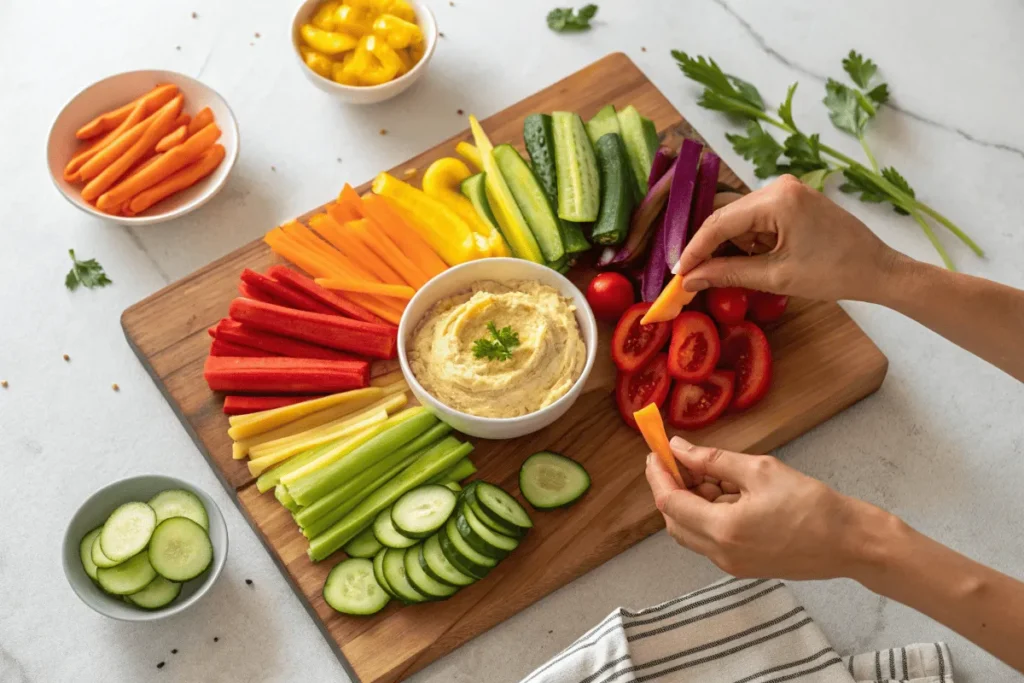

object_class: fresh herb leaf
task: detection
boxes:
[781,133,830,175]
[671,51,766,111]
[866,83,889,106]
[65,249,112,291]
[823,78,870,136]
[729,76,764,110]
[472,321,521,362]
[799,168,834,192]
[842,50,877,89]
[881,166,915,215]
[726,121,785,179]
[839,167,889,204]
[547,4,597,32]
[777,83,798,130]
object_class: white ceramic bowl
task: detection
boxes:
[291,0,438,104]
[62,475,228,622]
[398,258,599,440]
[47,70,239,226]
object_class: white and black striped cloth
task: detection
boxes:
[520,578,953,683]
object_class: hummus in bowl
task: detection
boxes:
[409,280,586,419]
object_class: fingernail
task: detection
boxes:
[683,278,709,293]
[670,260,683,275]
[670,436,689,451]
[646,453,653,466]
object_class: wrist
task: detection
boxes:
[837,498,914,586]
[861,249,920,306]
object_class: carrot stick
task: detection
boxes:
[64,101,147,182]
[361,194,447,277]
[187,107,214,136]
[96,122,220,211]
[327,200,361,224]
[640,275,697,325]
[353,217,430,288]
[125,144,226,214]
[279,220,361,277]
[77,97,178,183]
[154,124,188,153]
[172,113,191,129]
[335,183,366,219]
[309,214,405,285]
[314,277,415,299]
[633,403,685,487]
[75,84,178,140]
[82,95,184,202]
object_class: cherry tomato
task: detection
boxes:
[587,272,635,321]
[666,311,720,382]
[610,302,671,372]
[667,370,735,430]
[748,291,789,324]
[615,353,671,430]
[706,287,749,325]
[719,321,772,411]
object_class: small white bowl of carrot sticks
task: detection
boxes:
[47,70,239,226]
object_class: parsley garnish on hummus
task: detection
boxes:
[472,322,521,362]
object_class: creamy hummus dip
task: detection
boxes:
[409,280,586,418]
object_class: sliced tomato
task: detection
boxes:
[611,303,671,372]
[748,291,789,324]
[667,311,720,383]
[719,321,772,411]
[706,287,749,325]
[615,353,671,430]
[667,370,735,430]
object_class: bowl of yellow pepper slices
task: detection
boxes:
[292,0,437,104]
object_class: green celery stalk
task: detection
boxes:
[429,458,477,485]
[256,441,335,493]
[308,441,474,561]
[275,485,300,513]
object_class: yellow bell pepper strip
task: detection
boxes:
[408,39,425,63]
[365,35,404,81]
[468,115,545,263]
[393,47,413,76]
[378,0,416,22]
[300,24,359,55]
[371,172,478,265]
[332,52,360,86]
[371,13,423,49]
[333,4,373,36]
[343,36,398,86]
[422,158,511,258]
[311,1,340,30]
[455,141,483,172]
[299,46,333,79]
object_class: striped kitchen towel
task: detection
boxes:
[521,577,953,683]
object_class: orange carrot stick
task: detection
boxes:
[64,102,147,182]
[279,220,358,275]
[125,144,226,214]
[77,97,178,183]
[640,275,696,325]
[82,95,184,202]
[353,218,429,288]
[314,277,415,299]
[187,107,214,136]
[75,84,179,140]
[328,200,361,224]
[172,112,191,129]
[265,229,339,278]
[336,183,366,217]
[361,194,447,277]
[634,403,685,487]
[154,124,188,153]
[309,215,405,285]
[95,122,220,211]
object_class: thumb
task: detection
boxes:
[681,254,774,293]
[670,436,758,488]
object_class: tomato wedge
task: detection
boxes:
[719,321,772,411]
[667,311,720,383]
[611,302,671,372]
[667,370,735,430]
[615,353,671,430]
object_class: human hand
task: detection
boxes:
[645,435,884,580]
[673,175,903,303]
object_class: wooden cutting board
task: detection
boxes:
[122,53,888,683]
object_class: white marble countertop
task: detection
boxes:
[2,0,1022,680]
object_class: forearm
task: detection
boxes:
[867,255,1024,382]
[846,505,1024,672]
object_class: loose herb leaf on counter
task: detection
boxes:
[65,249,112,291]
[473,322,521,362]
[547,4,597,32]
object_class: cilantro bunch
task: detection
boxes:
[671,50,982,269]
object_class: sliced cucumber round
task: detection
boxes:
[421,534,475,587]
[100,502,157,562]
[91,533,121,569]
[79,527,103,581]
[438,530,489,581]
[148,517,213,582]
[455,504,518,559]
[148,489,209,531]
[404,544,458,599]
[324,558,390,616]
[462,492,523,538]
[344,527,384,559]
[127,575,181,610]
[96,551,157,595]
[442,517,497,579]
[519,451,591,509]
[391,485,457,539]
[373,507,416,549]
[381,547,427,604]
[468,482,533,532]
[372,549,399,600]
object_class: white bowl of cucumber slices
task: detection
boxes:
[62,475,228,621]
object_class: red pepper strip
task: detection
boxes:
[239,268,337,315]
[238,281,288,307]
[203,355,370,394]
[208,326,218,338]
[229,297,398,360]
[222,394,324,415]
[266,265,386,325]
[210,338,273,357]
[214,318,358,362]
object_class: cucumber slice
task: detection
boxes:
[470,482,533,532]
[463,492,522,538]
[96,551,157,595]
[520,451,591,509]
[443,517,498,577]
[455,504,518,559]
[616,105,657,195]
[552,111,600,222]
[372,548,399,600]
[127,575,181,610]
[493,144,565,263]
[373,506,417,549]
[381,547,428,603]
[404,544,459,599]
[524,114,590,255]
[79,527,103,580]
[344,527,383,559]
[148,517,213,582]
[100,502,157,562]
[585,105,622,145]
[390,485,457,539]
[323,558,390,615]
[589,133,635,246]
[147,489,209,531]
[421,534,475,587]
[91,534,120,568]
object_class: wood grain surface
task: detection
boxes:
[122,53,888,683]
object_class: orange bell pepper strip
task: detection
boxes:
[640,274,697,325]
[75,84,179,140]
[360,194,447,278]
[633,403,685,488]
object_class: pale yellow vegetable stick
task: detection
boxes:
[455,141,483,172]
[276,424,387,487]
[248,409,388,477]
[228,386,384,437]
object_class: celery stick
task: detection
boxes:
[257,441,335,493]
[294,423,453,530]
[275,485,300,513]
[430,458,477,485]
[308,441,474,561]
[288,411,439,506]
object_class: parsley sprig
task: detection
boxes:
[472,322,521,362]
[672,49,982,270]
[547,5,597,32]
[65,249,112,291]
